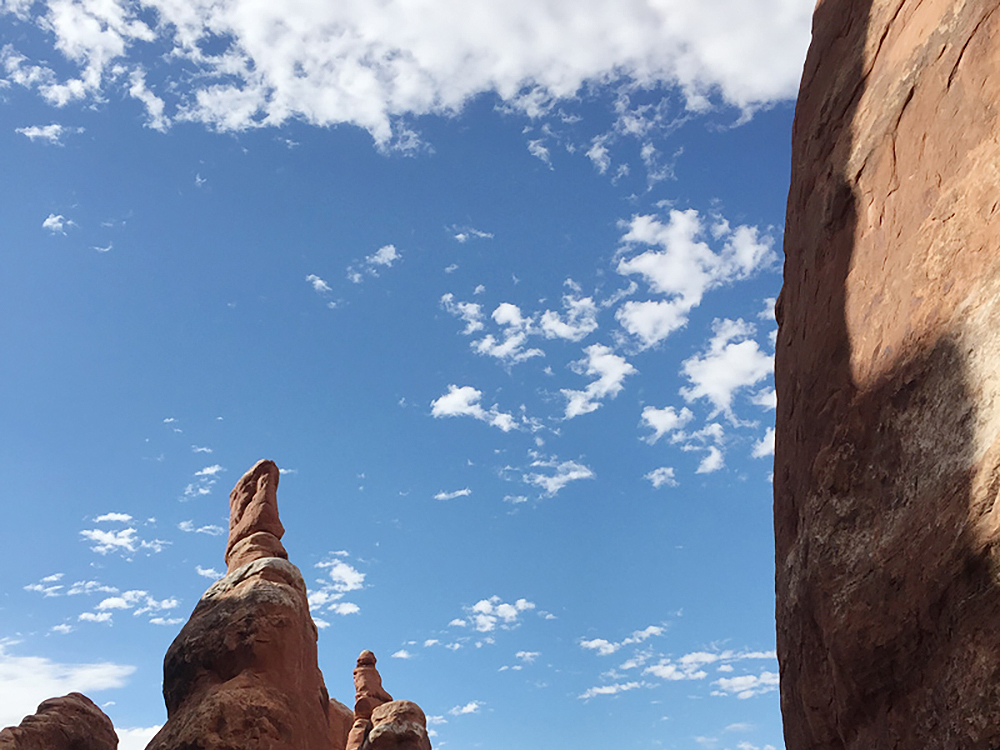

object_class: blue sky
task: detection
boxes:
[1,1,810,748]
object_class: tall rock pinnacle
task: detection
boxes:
[146,460,331,750]
[225,459,288,572]
[776,1,1000,747]
[346,651,430,750]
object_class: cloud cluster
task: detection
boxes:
[1,0,810,145]
[79,589,181,625]
[431,385,519,432]
[522,454,594,496]
[615,210,775,349]
[308,552,365,618]
[452,595,535,633]
[79,514,168,558]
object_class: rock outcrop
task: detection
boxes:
[145,460,332,750]
[776,1,1000,747]
[0,692,118,750]
[346,650,394,750]
[3,460,432,750]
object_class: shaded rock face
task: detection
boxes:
[146,459,331,750]
[776,0,1000,747]
[0,692,118,750]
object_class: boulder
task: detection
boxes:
[776,0,1000,747]
[367,701,431,750]
[0,692,117,750]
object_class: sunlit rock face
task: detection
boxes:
[0,693,118,750]
[775,0,1000,747]
[145,460,332,750]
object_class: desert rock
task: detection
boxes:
[0,693,117,750]
[346,650,394,750]
[776,0,1000,747]
[145,460,332,750]
[367,701,432,750]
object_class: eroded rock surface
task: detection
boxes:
[0,693,117,750]
[145,459,332,750]
[346,650,394,750]
[776,0,1000,747]
[367,701,432,750]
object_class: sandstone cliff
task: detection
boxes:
[776,0,1000,747]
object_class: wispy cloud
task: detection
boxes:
[561,344,636,419]
[434,488,472,501]
[16,123,81,144]
[523,454,594,496]
[431,385,519,432]
[42,213,73,234]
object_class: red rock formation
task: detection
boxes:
[776,0,1000,747]
[328,698,354,750]
[145,460,332,750]
[346,650,394,750]
[367,701,432,750]
[0,693,118,750]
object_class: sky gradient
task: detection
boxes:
[1,2,812,748]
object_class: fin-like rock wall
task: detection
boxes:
[0,693,118,750]
[776,0,1000,747]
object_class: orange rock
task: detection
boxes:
[0,693,117,750]
[367,701,432,750]
[146,461,331,750]
[776,0,1000,747]
[346,650,393,750]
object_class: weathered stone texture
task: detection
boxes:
[776,0,1000,747]
[145,460,332,750]
[0,693,118,750]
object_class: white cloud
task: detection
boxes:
[178,520,225,536]
[191,445,213,453]
[580,625,664,656]
[42,213,72,234]
[527,139,552,167]
[0,640,136,729]
[434,488,472,501]
[523,455,594,496]
[306,273,332,293]
[117,726,162,750]
[712,670,779,699]
[586,136,611,174]
[472,303,545,365]
[1,0,809,147]
[752,427,775,458]
[330,602,361,615]
[578,681,642,700]
[79,528,138,555]
[78,611,113,623]
[367,244,399,267]
[67,580,118,596]
[645,467,677,489]
[391,649,413,659]
[196,565,221,579]
[431,384,519,432]
[16,123,80,144]
[679,318,773,420]
[441,293,484,335]
[615,210,775,348]
[449,701,482,716]
[515,650,540,663]
[540,291,599,342]
[194,464,224,477]
[452,596,535,633]
[751,388,777,410]
[696,446,724,474]
[561,344,636,419]
[451,226,493,243]
[94,512,132,523]
[641,405,693,443]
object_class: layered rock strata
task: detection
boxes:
[145,460,332,750]
[0,693,118,750]
[776,0,1000,747]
